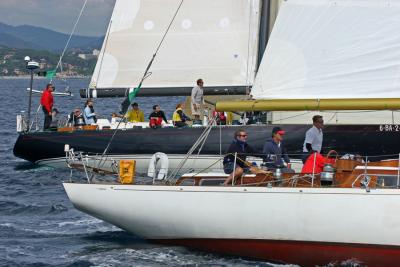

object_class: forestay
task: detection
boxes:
[90,0,261,89]
[251,0,400,99]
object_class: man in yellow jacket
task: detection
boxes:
[125,102,145,122]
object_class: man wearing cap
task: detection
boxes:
[262,126,292,171]
[40,83,54,130]
[302,115,324,163]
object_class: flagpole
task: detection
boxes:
[25,56,39,132]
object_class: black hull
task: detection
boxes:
[13,124,400,163]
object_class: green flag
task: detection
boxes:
[128,86,141,103]
[46,70,56,79]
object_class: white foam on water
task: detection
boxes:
[57,218,104,227]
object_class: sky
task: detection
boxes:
[0,0,116,37]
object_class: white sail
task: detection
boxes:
[252,0,400,100]
[90,0,261,89]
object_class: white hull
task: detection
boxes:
[63,183,400,244]
[63,182,400,266]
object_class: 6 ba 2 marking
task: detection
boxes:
[380,125,400,131]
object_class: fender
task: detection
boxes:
[147,152,169,180]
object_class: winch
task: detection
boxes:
[320,163,336,184]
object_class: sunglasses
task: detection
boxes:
[238,134,248,137]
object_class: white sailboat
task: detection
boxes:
[63,1,400,266]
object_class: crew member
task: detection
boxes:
[263,127,292,172]
[40,83,54,130]
[302,115,324,163]
[222,129,259,186]
[149,105,168,128]
[191,78,204,123]
[172,103,191,128]
[68,108,85,126]
[84,99,97,125]
[125,102,145,122]
[212,110,227,125]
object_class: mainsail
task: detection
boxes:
[89,0,262,96]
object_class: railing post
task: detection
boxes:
[364,156,368,176]
[397,153,400,188]
[232,152,237,186]
[311,152,317,187]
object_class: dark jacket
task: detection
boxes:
[262,139,290,168]
[176,110,190,122]
[149,110,168,124]
[223,139,255,168]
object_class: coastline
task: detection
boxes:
[0,76,91,79]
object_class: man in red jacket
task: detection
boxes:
[40,83,54,130]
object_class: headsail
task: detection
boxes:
[90,0,261,94]
[251,0,400,100]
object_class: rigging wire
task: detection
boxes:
[166,115,217,182]
[93,0,185,173]
[52,0,89,83]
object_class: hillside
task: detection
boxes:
[0,22,103,52]
[0,32,44,50]
[0,46,97,77]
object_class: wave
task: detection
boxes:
[74,245,290,267]
[49,204,68,214]
[0,200,69,216]
[0,200,45,215]
[13,162,53,172]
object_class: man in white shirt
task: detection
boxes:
[191,78,204,122]
[302,115,324,163]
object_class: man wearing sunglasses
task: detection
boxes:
[222,129,257,186]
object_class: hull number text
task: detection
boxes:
[380,125,400,132]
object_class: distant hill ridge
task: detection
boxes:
[0,22,103,52]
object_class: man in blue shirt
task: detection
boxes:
[262,127,292,171]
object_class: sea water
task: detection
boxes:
[0,78,293,266]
